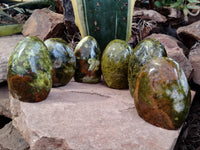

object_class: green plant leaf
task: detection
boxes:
[3,0,57,10]
[187,4,200,9]
[166,0,173,5]
[0,24,23,36]
[171,0,183,8]
[155,1,162,7]
[71,0,136,51]
[183,4,189,16]
[187,0,200,4]
[161,0,166,5]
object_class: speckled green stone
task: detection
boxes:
[101,39,133,89]
[128,38,167,97]
[134,57,191,130]
[7,36,52,102]
[44,38,76,87]
[74,36,101,83]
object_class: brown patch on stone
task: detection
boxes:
[134,72,175,129]
[32,137,70,150]
[8,75,49,102]
[134,60,178,130]
[35,88,50,102]
[52,68,59,86]
[8,75,35,102]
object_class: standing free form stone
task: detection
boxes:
[74,36,101,83]
[101,39,133,89]
[134,57,191,130]
[44,38,76,87]
[7,36,52,102]
[128,38,167,97]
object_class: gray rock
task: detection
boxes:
[189,42,200,85]
[177,20,200,48]
[0,122,30,150]
[11,80,179,150]
[133,9,167,23]
[0,35,24,83]
[146,34,193,79]
[0,83,11,118]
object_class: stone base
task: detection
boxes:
[10,80,179,150]
[0,35,24,83]
[0,122,30,150]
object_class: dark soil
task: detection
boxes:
[0,115,12,129]
[173,82,200,149]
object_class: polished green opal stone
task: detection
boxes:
[134,57,191,130]
[101,39,133,89]
[7,36,52,102]
[44,38,76,87]
[74,36,101,83]
[128,38,167,97]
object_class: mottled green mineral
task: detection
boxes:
[7,36,52,102]
[44,38,76,87]
[134,57,191,130]
[101,39,133,89]
[128,38,167,97]
[74,36,101,83]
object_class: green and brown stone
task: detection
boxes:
[128,38,167,97]
[74,36,101,83]
[7,36,52,102]
[101,39,133,89]
[134,57,191,130]
[44,38,76,87]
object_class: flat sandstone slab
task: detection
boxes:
[10,80,179,150]
[0,35,24,83]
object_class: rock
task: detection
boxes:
[189,42,200,85]
[133,9,167,23]
[130,8,167,47]
[32,137,70,150]
[0,35,24,83]
[7,36,52,102]
[0,35,23,83]
[10,80,179,150]
[134,57,191,130]
[0,83,11,118]
[101,39,132,89]
[177,20,200,48]
[146,34,193,79]
[128,38,167,97]
[22,8,65,41]
[44,38,76,87]
[187,14,200,25]
[74,36,101,84]
[0,122,30,150]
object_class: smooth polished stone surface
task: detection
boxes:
[101,39,133,89]
[128,38,167,96]
[45,38,75,87]
[7,36,52,102]
[74,36,101,83]
[134,57,191,130]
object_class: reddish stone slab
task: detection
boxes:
[10,80,179,150]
